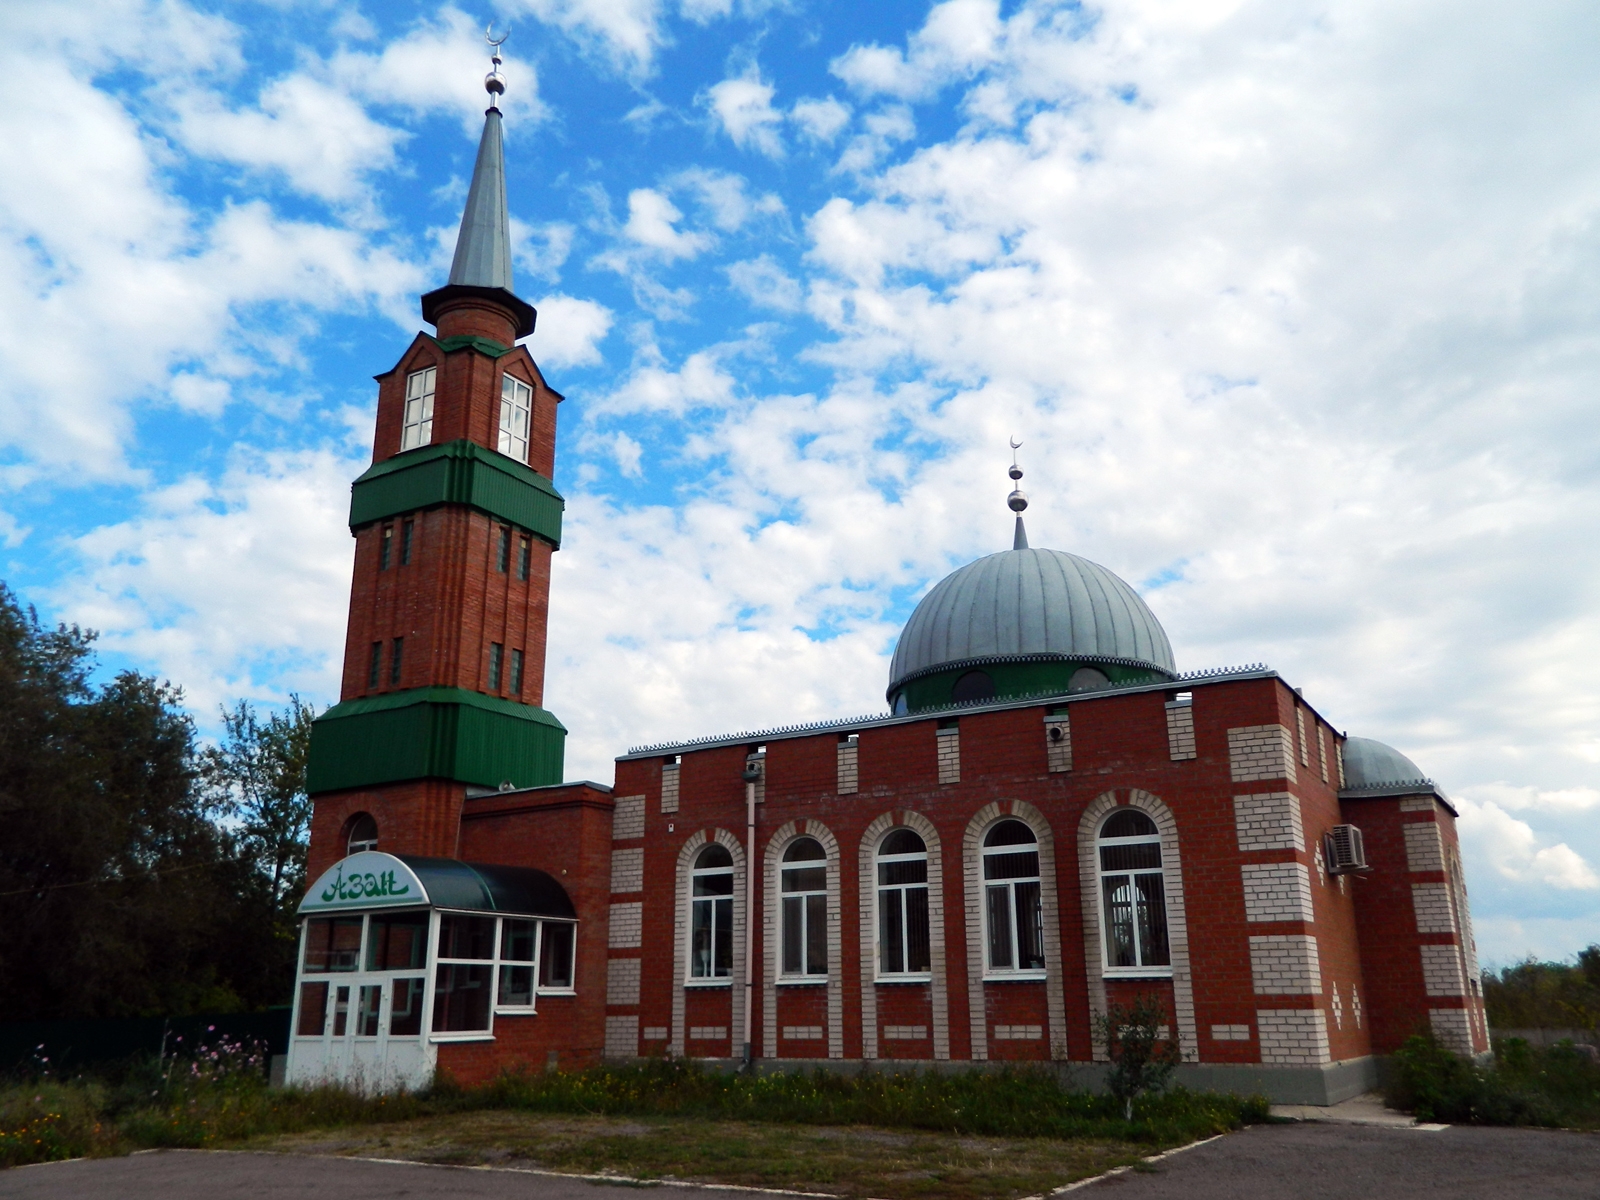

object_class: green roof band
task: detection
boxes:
[307,686,567,794]
[349,438,564,547]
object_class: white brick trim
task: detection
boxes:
[659,764,680,814]
[1404,821,1445,873]
[936,727,960,785]
[609,902,643,949]
[669,828,747,1059]
[1411,883,1456,934]
[1256,1009,1329,1065]
[1046,716,1073,772]
[1165,702,1197,761]
[836,738,859,795]
[1249,934,1321,995]
[1420,944,1466,996]
[1241,862,1314,923]
[858,810,949,1061]
[764,820,842,1059]
[611,847,644,893]
[1228,725,1297,783]
[1233,792,1305,853]
[1078,789,1198,1062]
[605,1014,639,1058]
[607,957,641,1006]
[612,795,645,840]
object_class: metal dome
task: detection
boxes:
[1342,737,1430,788]
[888,547,1176,695]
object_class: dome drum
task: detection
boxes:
[890,653,1173,715]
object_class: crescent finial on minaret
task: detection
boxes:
[485,24,509,109]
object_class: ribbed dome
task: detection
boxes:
[888,548,1176,694]
[1342,737,1430,788]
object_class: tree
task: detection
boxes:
[1483,950,1600,1031]
[1093,995,1182,1120]
[0,585,288,1019]
[200,697,316,915]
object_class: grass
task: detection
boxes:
[247,1110,1158,1199]
[1384,1035,1600,1128]
[2,1045,1268,1197]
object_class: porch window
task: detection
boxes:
[433,914,495,1033]
[303,916,363,973]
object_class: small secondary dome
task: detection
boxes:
[1342,737,1429,789]
[887,546,1176,713]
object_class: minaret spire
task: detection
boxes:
[1007,438,1029,550]
[420,25,536,341]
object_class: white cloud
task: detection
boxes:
[503,0,666,76]
[704,68,784,157]
[1458,798,1600,891]
[670,168,784,231]
[1461,784,1600,815]
[167,75,406,205]
[54,449,362,715]
[726,255,803,311]
[790,96,852,143]
[619,188,714,259]
[511,219,576,282]
[527,294,615,367]
[589,347,739,417]
[831,0,1002,101]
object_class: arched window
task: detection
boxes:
[781,837,828,977]
[346,813,378,856]
[1069,667,1110,692]
[983,820,1044,973]
[877,829,930,977]
[690,843,735,980]
[951,670,995,703]
[1098,809,1169,972]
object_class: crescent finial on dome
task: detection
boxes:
[1007,438,1028,549]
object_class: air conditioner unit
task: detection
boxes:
[1324,824,1370,874]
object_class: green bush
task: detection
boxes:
[2,1054,1268,1167]
[1385,1034,1600,1127]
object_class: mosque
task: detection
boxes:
[284,53,1488,1103]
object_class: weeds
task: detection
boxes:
[1,1052,1267,1171]
[1385,1034,1600,1127]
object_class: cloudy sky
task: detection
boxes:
[4,0,1598,967]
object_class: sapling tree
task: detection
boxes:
[1094,995,1182,1120]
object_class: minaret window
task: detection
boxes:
[498,374,533,463]
[518,535,531,581]
[380,526,393,570]
[368,642,382,689]
[983,820,1044,974]
[345,813,379,855]
[497,526,511,573]
[402,367,436,450]
[1098,809,1170,972]
[390,638,404,686]
[488,642,503,691]
[401,519,414,565]
[509,649,524,696]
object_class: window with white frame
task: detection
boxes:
[1097,810,1170,973]
[983,820,1044,974]
[434,912,577,1034]
[402,367,436,450]
[690,843,735,980]
[780,837,828,978]
[498,374,533,463]
[877,828,930,977]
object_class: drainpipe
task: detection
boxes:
[741,758,762,1071]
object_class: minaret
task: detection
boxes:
[304,36,567,873]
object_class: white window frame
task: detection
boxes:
[982,820,1046,980]
[875,830,931,982]
[779,837,829,981]
[429,910,578,1041]
[402,367,436,450]
[1096,811,1172,978]
[498,373,533,463]
[688,844,735,985]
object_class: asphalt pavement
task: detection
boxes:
[2,1122,1598,1200]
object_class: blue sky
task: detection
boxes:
[4,0,1600,968]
